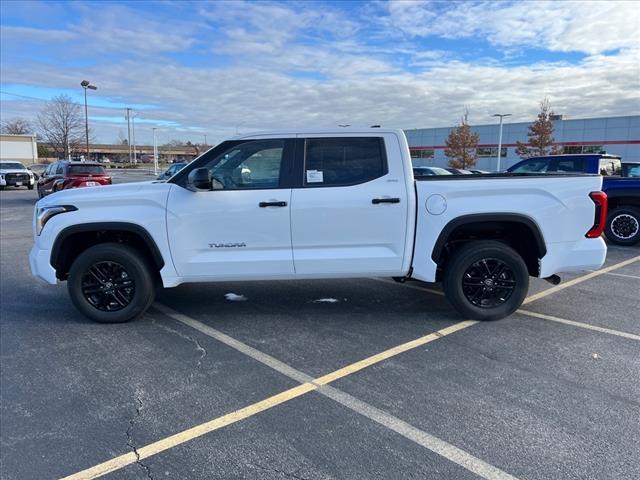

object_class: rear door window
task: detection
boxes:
[510,159,549,173]
[553,158,586,173]
[303,137,387,187]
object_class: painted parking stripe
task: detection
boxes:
[61,384,316,480]
[61,310,520,480]
[522,255,640,305]
[157,307,516,480]
[517,309,640,341]
[602,271,640,280]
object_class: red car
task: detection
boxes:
[37,161,112,198]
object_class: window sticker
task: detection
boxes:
[306,170,324,183]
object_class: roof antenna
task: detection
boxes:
[370,124,381,128]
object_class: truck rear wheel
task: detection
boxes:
[605,207,640,246]
[443,241,528,321]
[68,243,155,323]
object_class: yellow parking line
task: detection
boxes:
[61,320,475,480]
[61,383,316,480]
[522,255,640,305]
[314,320,476,385]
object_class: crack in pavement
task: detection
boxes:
[151,319,207,385]
[126,389,153,480]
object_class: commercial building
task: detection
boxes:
[404,115,640,171]
[0,134,38,164]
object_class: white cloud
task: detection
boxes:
[1,0,639,144]
[386,0,640,54]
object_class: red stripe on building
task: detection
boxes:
[410,140,640,150]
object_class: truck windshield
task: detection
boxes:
[1,162,26,170]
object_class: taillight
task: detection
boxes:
[586,191,607,238]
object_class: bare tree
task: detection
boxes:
[516,98,562,158]
[444,109,480,169]
[36,94,84,159]
[117,130,128,145]
[1,118,32,134]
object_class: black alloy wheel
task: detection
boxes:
[81,261,135,312]
[68,243,155,323]
[461,258,516,308]
[443,240,529,321]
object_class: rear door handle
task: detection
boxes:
[259,201,287,207]
[372,197,400,204]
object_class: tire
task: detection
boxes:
[28,184,34,190]
[604,207,640,246]
[67,243,156,323]
[443,240,529,321]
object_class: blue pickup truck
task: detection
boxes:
[508,154,640,245]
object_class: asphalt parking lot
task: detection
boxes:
[1,174,639,480]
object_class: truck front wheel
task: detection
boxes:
[443,241,529,321]
[605,207,640,246]
[67,243,156,323]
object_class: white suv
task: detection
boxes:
[0,161,36,190]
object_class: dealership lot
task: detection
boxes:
[1,180,639,480]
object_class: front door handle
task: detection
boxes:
[259,201,287,207]
[372,197,400,204]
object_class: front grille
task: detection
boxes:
[5,173,29,183]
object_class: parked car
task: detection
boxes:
[412,166,452,177]
[31,128,607,324]
[27,163,49,180]
[468,169,490,174]
[0,161,35,190]
[36,161,112,198]
[157,162,187,180]
[602,176,640,245]
[445,167,473,174]
[507,154,622,175]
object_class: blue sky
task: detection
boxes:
[1,0,639,144]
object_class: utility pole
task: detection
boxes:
[132,114,137,164]
[126,108,132,163]
[153,127,159,176]
[492,113,512,171]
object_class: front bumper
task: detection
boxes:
[539,237,607,278]
[29,245,57,284]
[0,178,34,186]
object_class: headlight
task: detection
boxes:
[36,205,77,235]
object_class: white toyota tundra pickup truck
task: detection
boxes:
[30,129,608,323]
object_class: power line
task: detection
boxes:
[1,89,135,112]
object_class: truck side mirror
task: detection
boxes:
[187,168,211,191]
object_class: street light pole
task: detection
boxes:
[80,80,97,161]
[153,127,159,176]
[492,113,512,171]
